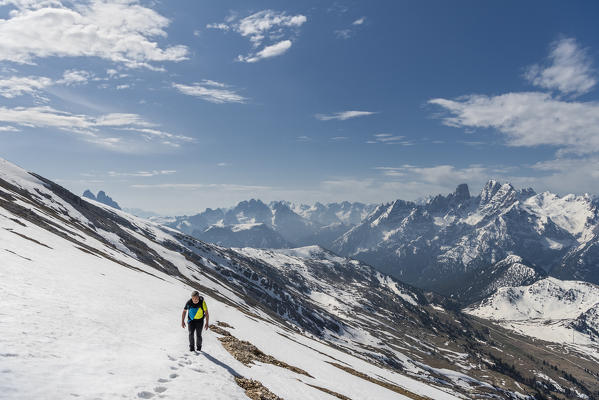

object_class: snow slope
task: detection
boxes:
[0,158,461,400]
[3,157,598,399]
[465,278,599,359]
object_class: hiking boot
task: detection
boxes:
[196,346,202,352]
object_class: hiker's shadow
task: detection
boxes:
[202,352,242,378]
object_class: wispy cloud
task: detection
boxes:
[0,75,52,98]
[296,135,312,142]
[334,29,352,39]
[207,9,306,63]
[58,69,91,86]
[330,136,348,141]
[173,80,247,103]
[0,1,188,69]
[132,183,271,191]
[108,170,176,177]
[315,110,377,121]
[429,37,599,156]
[429,92,599,155]
[0,69,94,99]
[238,40,292,63]
[367,133,412,145]
[0,105,193,150]
[335,16,366,39]
[525,37,596,97]
[374,164,489,184]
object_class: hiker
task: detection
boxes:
[181,290,210,352]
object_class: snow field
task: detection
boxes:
[0,205,459,399]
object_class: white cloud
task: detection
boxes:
[239,40,292,63]
[315,110,377,121]
[216,162,230,167]
[368,133,412,145]
[206,23,229,31]
[0,0,188,69]
[58,69,91,86]
[208,10,306,63]
[172,80,247,104]
[296,135,311,142]
[0,69,93,98]
[429,92,599,155]
[352,17,365,25]
[0,125,19,132]
[0,105,193,150]
[0,75,52,98]
[116,84,130,90]
[236,10,306,46]
[330,136,348,141]
[525,38,596,96]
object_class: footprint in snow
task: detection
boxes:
[169,373,178,379]
[154,387,167,393]
[157,378,169,383]
[137,391,154,399]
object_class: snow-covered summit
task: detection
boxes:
[465,277,599,357]
[332,180,599,302]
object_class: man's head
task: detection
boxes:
[191,290,200,304]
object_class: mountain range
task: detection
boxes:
[332,181,599,304]
[156,199,376,250]
[4,157,598,399]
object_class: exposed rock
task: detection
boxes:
[210,325,312,377]
[234,377,284,400]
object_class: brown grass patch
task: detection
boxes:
[209,325,313,378]
[234,377,284,400]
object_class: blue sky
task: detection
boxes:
[1,0,599,214]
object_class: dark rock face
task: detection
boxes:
[82,189,96,200]
[82,189,121,210]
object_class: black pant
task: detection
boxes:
[188,318,204,350]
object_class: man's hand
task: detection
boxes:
[181,321,186,329]
[205,322,210,331]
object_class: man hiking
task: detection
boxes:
[181,290,210,352]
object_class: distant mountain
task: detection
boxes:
[162,199,376,249]
[465,277,599,346]
[122,207,161,219]
[82,189,121,210]
[332,180,599,303]
[201,222,292,248]
[8,157,599,398]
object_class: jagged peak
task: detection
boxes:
[454,183,470,200]
[82,189,96,200]
[479,180,517,205]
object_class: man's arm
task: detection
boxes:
[204,309,210,330]
[181,309,187,328]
